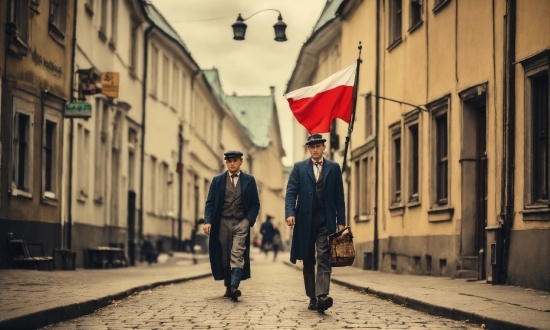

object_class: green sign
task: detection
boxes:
[65,102,92,118]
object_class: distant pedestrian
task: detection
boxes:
[285,134,346,312]
[272,227,282,261]
[260,216,275,257]
[203,150,260,301]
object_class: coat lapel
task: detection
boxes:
[323,160,332,182]
[304,160,315,183]
[240,172,249,194]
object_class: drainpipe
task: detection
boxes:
[373,0,381,271]
[498,0,516,284]
[177,124,184,250]
[139,25,154,247]
[66,0,79,250]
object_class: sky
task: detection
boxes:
[150,0,327,166]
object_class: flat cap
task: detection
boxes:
[305,134,327,146]
[224,150,244,159]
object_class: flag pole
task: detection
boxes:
[341,42,363,173]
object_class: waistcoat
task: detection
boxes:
[314,165,326,213]
[220,174,245,219]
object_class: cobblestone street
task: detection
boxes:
[42,253,481,329]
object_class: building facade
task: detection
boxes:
[0,0,76,267]
[330,0,550,291]
[64,0,148,267]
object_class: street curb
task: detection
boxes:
[283,261,538,330]
[0,272,212,330]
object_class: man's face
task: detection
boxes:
[307,143,326,159]
[225,158,243,173]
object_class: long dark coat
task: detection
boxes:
[285,158,346,264]
[204,171,260,281]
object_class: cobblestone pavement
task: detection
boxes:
[43,256,481,330]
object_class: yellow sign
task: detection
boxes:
[101,72,119,98]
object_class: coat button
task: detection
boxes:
[309,192,312,195]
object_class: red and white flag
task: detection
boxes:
[285,62,356,134]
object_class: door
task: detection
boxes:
[475,106,487,278]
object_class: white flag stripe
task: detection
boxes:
[285,62,356,100]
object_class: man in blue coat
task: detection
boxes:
[203,150,260,301]
[285,134,346,312]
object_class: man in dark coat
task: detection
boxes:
[285,134,346,312]
[260,216,275,257]
[204,150,260,301]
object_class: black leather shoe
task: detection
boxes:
[230,286,241,301]
[223,287,231,298]
[308,299,317,310]
[317,296,333,312]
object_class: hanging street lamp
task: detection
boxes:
[232,9,287,42]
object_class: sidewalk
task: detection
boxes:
[284,259,550,330]
[1,251,549,330]
[0,253,212,330]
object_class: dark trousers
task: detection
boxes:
[303,210,331,299]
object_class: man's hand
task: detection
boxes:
[203,224,211,235]
[285,216,295,226]
[338,224,346,232]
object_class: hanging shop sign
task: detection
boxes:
[101,72,119,98]
[65,102,92,118]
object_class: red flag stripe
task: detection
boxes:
[285,62,356,134]
[287,85,353,134]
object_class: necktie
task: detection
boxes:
[313,161,322,181]
[231,174,238,187]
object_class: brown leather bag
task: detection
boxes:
[328,227,355,267]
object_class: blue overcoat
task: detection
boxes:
[204,171,260,281]
[285,158,346,264]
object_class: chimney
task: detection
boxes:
[270,86,275,96]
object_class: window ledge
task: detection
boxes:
[42,196,59,206]
[8,34,29,58]
[389,204,405,216]
[408,20,423,34]
[427,207,454,222]
[108,40,116,52]
[407,200,421,209]
[98,29,107,43]
[94,197,104,205]
[387,37,402,52]
[48,23,66,47]
[520,207,550,221]
[11,187,33,199]
[129,69,137,80]
[433,0,452,13]
[84,3,94,16]
[354,214,371,223]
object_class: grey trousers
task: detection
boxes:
[303,211,331,299]
[219,217,249,270]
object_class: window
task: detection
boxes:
[49,0,67,42]
[129,17,139,75]
[128,128,138,191]
[389,0,402,47]
[162,55,169,103]
[408,123,420,202]
[12,98,34,196]
[410,0,422,30]
[150,156,157,213]
[365,93,373,137]
[13,113,31,192]
[172,65,180,110]
[435,113,448,204]
[99,0,107,41]
[94,100,109,202]
[77,123,90,199]
[354,149,374,222]
[150,45,158,97]
[391,127,402,204]
[43,119,58,199]
[109,0,118,49]
[523,53,550,206]
[9,0,30,55]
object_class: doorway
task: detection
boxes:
[460,85,488,279]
